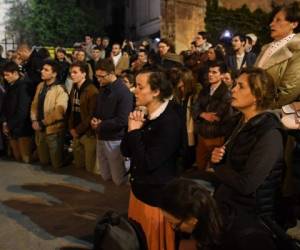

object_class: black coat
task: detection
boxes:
[1,78,33,138]
[121,101,184,207]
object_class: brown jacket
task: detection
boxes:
[113,55,129,76]
[31,82,69,135]
[68,81,98,136]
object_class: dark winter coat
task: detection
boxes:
[1,78,33,138]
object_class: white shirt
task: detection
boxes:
[112,53,122,66]
[148,100,169,120]
[236,53,245,70]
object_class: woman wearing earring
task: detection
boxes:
[121,69,184,250]
[210,68,285,250]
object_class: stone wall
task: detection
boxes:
[219,0,300,12]
[161,0,206,53]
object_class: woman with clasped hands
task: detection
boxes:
[210,68,285,250]
[121,69,184,250]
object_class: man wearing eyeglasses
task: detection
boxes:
[91,59,134,185]
[194,31,212,53]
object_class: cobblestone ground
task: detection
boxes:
[0,160,130,250]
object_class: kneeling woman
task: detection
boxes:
[121,69,184,250]
[211,67,285,250]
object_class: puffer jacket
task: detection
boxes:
[213,112,286,218]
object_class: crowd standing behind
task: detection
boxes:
[0,2,300,249]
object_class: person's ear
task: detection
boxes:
[292,21,298,30]
[152,89,160,99]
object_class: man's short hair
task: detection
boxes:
[208,61,227,74]
[70,61,89,74]
[197,31,208,40]
[112,43,121,48]
[56,47,66,54]
[92,45,102,51]
[43,59,60,74]
[3,61,19,73]
[95,59,115,74]
[138,49,148,56]
[232,33,246,43]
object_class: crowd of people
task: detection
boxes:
[0,1,300,250]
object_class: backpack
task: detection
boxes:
[93,211,147,250]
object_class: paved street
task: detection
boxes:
[0,160,130,250]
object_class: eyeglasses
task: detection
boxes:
[171,219,184,232]
[96,73,109,79]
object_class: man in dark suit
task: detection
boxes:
[226,34,256,76]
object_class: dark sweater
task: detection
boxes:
[121,101,184,207]
[94,78,134,141]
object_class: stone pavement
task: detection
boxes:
[0,160,130,250]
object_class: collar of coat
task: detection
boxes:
[257,33,300,69]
